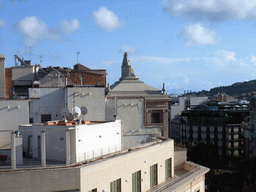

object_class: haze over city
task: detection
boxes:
[1,0,256,93]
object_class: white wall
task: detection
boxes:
[73,120,122,163]
[20,124,66,161]
[12,66,37,81]
[170,96,208,120]
[106,98,162,149]
[0,167,80,192]
[80,139,174,192]
[0,139,174,192]
[20,120,121,162]
[67,87,105,121]
[29,88,65,123]
[106,98,145,129]
[0,100,29,149]
[29,87,106,123]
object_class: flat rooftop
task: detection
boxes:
[0,137,163,172]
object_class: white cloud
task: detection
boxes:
[103,50,239,68]
[92,7,124,31]
[214,50,236,62]
[16,16,80,46]
[17,16,51,46]
[179,23,218,46]
[213,50,237,65]
[0,19,6,27]
[61,19,80,33]
[250,55,256,64]
[119,46,136,54]
[138,56,192,64]
[161,0,256,23]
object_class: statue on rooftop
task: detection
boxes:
[123,52,131,66]
[121,52,138,80]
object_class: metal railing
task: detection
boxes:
[69,144,121,164]
[0,144,122,171]
[122,137,156,150]
[153,166,201,192]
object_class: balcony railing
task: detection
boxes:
[147,163,202,192]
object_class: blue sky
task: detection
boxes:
[1,0,256,94]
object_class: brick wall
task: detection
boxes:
[63,71,106,87]
[5,68,12,98]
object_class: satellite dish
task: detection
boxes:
[61,108,69,117]
[72,106,81,119]
[66,113,74,121]
[80,106,88,115]
[61,108,69,120]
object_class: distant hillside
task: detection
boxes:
[197,80,256,96]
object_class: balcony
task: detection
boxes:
[147,161,210,192]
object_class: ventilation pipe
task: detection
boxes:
[11,131,16,169]
[41,130,46,168]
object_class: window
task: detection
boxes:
[29,118,34,124]
[110,178,121,192]
[152,112,161,123]
[88,189,97,192]
[165,158,172,179]
[150,164,158,188]
[41,114,51,123]
[132,170,141,192]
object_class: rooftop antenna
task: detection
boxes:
[77,52,80,64]
[30,47,31,60]
[40,56,43,66]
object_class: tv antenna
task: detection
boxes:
[77,52,80,64]
[30,47,32,60]
[40,56,43,66]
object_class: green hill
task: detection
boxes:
[197,80,256,96]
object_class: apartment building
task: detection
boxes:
[169,95,208,120]
[0,53,210,192]
[243,98,256,159]
[0,129,209,192]
[180,102,249,159]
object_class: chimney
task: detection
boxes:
[162,83,166,94]
[0,55,5,99]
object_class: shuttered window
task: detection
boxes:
[110,178,121,192]
[150,164,158,188]
[165,158,172,179]
[41,114,51,123]
[132,170,141,192]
